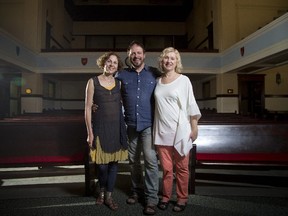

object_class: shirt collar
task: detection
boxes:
[128,64,148,72]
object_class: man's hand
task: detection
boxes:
[92,104,98,112]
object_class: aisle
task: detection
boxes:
[1,165,288,216]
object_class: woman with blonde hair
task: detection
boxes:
[153,47,201,212]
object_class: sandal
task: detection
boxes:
[105,197,119,211]
[143,203,157,215]
[157,201,169,210]
[95,190,104,205]
[173,203,187,212]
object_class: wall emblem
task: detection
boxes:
[81,57,88,65]
[16,46,20,56]
[240,47,245,56]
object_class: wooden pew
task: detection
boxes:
[0,115,87,166]
[1,113,288,196]
[189,122,288,194]
[0,113,98,195]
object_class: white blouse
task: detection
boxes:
[153,74,201,156]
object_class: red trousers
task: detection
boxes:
[157,145,190,204]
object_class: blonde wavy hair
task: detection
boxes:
[158,47,183,74]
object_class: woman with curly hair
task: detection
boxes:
[85,52,128,211]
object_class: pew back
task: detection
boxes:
[0,116,86,167]
[189,122,288,194]
[196,123,288,164]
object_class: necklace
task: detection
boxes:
[102,75,114,84]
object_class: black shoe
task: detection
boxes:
[126,194,138,205]
[157,201,169,210]
[143,203,157,215]
[173,203,187,212]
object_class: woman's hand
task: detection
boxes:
[87,133,94,149]
[190,129,198,142]
[190,116,199,142]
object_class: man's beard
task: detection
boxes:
[131,58,143,69]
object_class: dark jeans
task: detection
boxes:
[97,162,118,192]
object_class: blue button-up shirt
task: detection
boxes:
[116,65,159,131]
